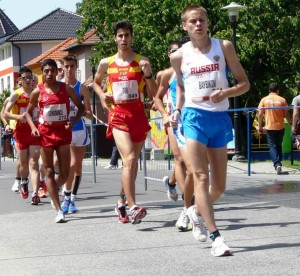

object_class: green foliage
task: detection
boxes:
[0,89,11,112]
[76,0,300,108]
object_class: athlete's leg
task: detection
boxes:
[168,127,186,193]
[113,128,143,208]
[207,147,228,203]
[40,147,60,210]
[186,138,217,233]
[28,145,40,194]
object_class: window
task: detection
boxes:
[0,49,4,61]
[1,78,4,92]
[6,46,11,58]
[7,76,11,91]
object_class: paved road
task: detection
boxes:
[0,158,299,275]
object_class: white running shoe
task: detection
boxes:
[11,179,20,192]
[276,166,282,175]
[211,236,232,257]
[162,176,178,202]
[186,205,207,242]
[55,210,66,223]
[176,208,192,231]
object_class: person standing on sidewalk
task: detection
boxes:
[171,5,250,256]
[258,83,290,175]
[26,58,84,223]
[93,20,157,224]
[60,55,93,214]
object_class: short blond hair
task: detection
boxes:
[181,5,208,22]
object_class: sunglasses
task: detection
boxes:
[21,76,32,80]
[169,48,178,54]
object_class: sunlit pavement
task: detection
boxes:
[0,158,299,275]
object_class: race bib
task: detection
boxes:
[112,80,139,104]
[186,72,218,105]
[43,104,67,122]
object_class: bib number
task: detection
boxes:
[43,104,67,122]
[112,80,139,104]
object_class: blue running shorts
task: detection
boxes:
[182,107,233,148]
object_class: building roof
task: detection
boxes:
[8,8,83,42]
[0,9,19,38]
[26,29,99,67]
[25,37,76,66]
[63,29,99,50]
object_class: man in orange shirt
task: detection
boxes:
[258,83,290,174]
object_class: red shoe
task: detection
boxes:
[31,194,40,205]
[20,182,29,199]
[131,206,147,224]
[38,188,47,198]
[115,206,130,223]
[39,180,47,193]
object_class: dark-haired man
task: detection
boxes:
[4,66,41,205]
[258,83,290,174]
[26,59,84,223]
[93,20,157,224]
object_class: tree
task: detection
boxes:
[76,0,300,108]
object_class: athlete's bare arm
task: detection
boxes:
[26,88,40,136]
[4,92,25,121]
[66,84,85,130]
[93,58,112,114]
[154,67,174,128]
[80,84,93,120]
[212,39,249,103]
[170,49,184,126]
[140,56,158,98]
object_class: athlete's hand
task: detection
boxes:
[139,60,152,77]
[170,110,180,128]
[65,122,73,131]
[210,88,226,103]
[31,128,40,137]
[101,92,113,105]
[162,114,170,128]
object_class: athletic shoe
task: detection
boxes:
[12,179,20,192]
[68,201,78,213]
[55,210,66,223]
[186,205,207,242]
[38,180,47,198]
[276,166,282,175]
[162,176,178,202]
[20,181,29,199]
[38,188,47,198]
[31,193,40,205]
[104,164,117,170]
[211,236,232,257]
[131,206,147,224]
[115,205,129,223]
[61,198,71,214]
[176,208,192,231]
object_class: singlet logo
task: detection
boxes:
[213,55,220,62]
[43,96,49,101]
